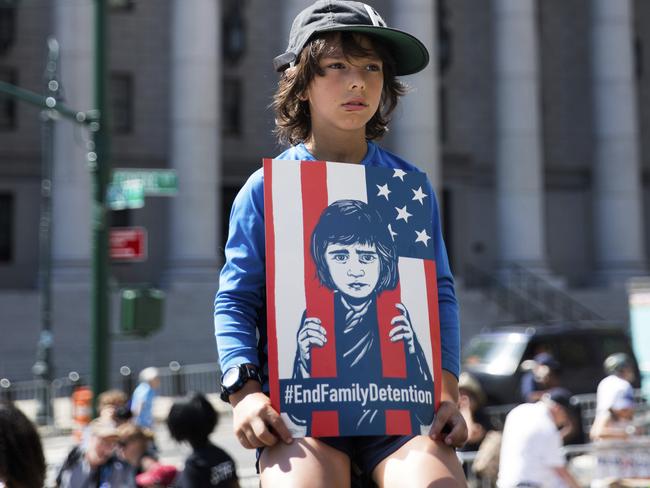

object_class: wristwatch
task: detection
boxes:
[220,363,262,403]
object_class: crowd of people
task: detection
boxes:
[456,351,643,488]
[0,367,240,488]
[0,352,644,488]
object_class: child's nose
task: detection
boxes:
[347,68,366,90]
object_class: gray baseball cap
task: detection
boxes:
[274,0,430,76]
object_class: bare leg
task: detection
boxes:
[260,437,351,488]
[373,436,466,487]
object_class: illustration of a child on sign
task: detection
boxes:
[292,199,434,434]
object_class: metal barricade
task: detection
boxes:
[564,437,650,487]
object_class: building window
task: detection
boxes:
[223,0,247,65]
[109,0,135,12]
[0,193,13,262]
[0,2,17,54]
[0,67,17,130]
[110,72,133,134]
[222,77,242,136]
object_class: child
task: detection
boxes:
[166,393,239,488]
[214,1,466,486]
[292,199,433,434]
[131,367,160,429]
[0,401,46,488]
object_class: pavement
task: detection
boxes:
[16,395,258,487]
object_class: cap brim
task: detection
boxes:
[316,25,430,76]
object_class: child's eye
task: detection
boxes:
[366,64,382,72]
[332,254,348,262]
[327,62,346,70]
[359,254,377,264]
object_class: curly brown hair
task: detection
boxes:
[272,32,408,146]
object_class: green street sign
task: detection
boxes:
[107,178,145,210]
[112,168,178,196]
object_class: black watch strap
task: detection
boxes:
[220,364,261,403]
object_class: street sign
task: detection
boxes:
[110,227,147,262]
[107,178,145,210]
[112,168,178,196]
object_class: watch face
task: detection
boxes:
[222,366,241,389]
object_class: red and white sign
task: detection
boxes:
[110,227,147,261]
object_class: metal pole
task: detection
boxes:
[90,0,110,417]
[32,37,60,426]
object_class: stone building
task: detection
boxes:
[0,0,648,382]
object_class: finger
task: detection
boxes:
[241,427,263,449]
[389,326,411,338]
[395,302,410,320]
[236,430,253,449]
[264,409,294,444]
[299,329,326,344]
[430,406,451,438]
[305,336,326,348]
[304,317,321,324]
[446,421,468,447]
[304,322,327,335]
[304,329,327,342]
[390,315,408,326]
[250,417,280,447]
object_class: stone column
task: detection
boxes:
[51,1,94,283]
[591,0,646,283]
[494,0,547,272]
[391,0,440,192]
[167,0,221,284]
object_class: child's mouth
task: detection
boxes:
[348,282,367,290]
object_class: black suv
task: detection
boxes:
[462,323,641,405]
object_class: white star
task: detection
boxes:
[376,183,391,200]
[387,223,398,241]
[415,229,431,246]
[395,205,412,223]
[393,169,407,181]
[411,186,428,205]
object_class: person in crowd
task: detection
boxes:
[520,352,562,403]
[131,367,160,429]
[590,386,638,440]
[117,423,158,474]
[97,389,131,425]
[56,418,136,488]
[591,352,638,440]
[0,401,46,488]
[214,1,467,486]
[519,352,583,444]
[457,372,491,453]
[166,392,239,488]
[595,352,636,417]
[497,388,581,488]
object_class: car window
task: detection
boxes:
[463,334,528,375]
[554,336,591,369]
[600,334,633,359]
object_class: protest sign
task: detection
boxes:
[264,159,442,437]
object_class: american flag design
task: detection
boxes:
[264,159,442,437]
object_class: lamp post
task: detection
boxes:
[89,0,111,416]
[0,0,111,419]
[31,37,60,426]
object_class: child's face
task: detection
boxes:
[305,36,383,138]
[325,242,380,300]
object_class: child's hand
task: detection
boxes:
[429,400,468,448]
[230,382,293,449]
[389,303,415,353]
[297,316,327,370]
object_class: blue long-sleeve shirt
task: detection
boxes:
[214,141,460,386]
